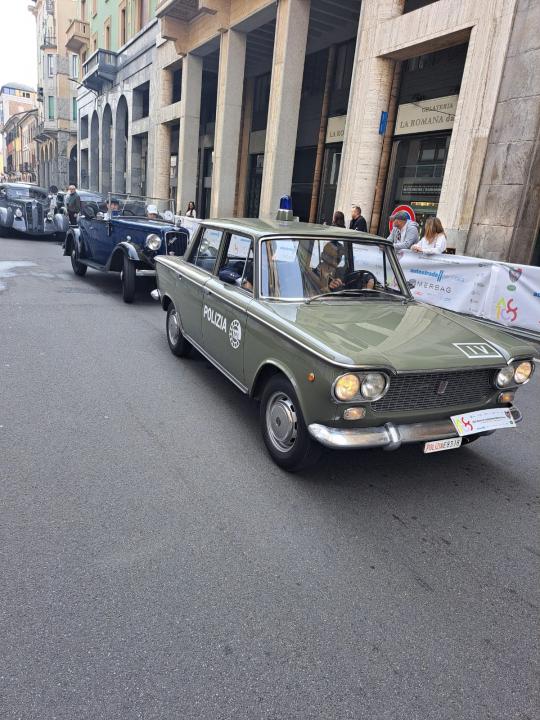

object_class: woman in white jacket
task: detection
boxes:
[411,216,447,254]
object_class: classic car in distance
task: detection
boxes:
[0,182,66,238]
[153,207,536,471]
[63,195,190,303]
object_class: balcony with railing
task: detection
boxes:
[66,19,90,52]
[40,32,57,49]
[82,49,118,92]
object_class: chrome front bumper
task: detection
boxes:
[308,406,522,450]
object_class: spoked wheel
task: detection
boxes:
[70,247,87,276]
[260,375,321,472]
[121,255,136,303]
[166,303,192,357]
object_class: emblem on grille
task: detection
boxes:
[436,380,449,395]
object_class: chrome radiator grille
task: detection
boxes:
[371,369,494,412]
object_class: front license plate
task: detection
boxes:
[450,407,516,437]
[424,438,462,454]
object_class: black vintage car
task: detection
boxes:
[62,196,191,303]
[54,189,106,221]
[0,182,66,238]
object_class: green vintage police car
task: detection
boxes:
[153,213,536,471]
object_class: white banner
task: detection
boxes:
[482,262,540,334]
[396,250,540,336]
[176,216,200,237]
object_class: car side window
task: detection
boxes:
[188,227,223,272]
[219,233,254,293]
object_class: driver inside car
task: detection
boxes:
[311,241,375,294]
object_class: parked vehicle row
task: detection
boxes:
[5,185,536,472]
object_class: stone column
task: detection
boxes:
[335,0,404,226]
[258,0,310,218]
[56,131,70,190]
[153,123,172,202]
[177,53,203,215]
[210,29,246,218]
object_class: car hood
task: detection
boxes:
[258,299,535,371]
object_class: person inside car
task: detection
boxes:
[310,241,375,294]
[147,204,160,220]
[104,198,121,220]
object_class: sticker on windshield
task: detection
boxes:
[229,319,242,349]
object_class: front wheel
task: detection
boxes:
[260,375,321,472]
[70,247,87,276]
[166,303,192,357]
[121,255,136,303]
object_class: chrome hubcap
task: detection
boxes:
[168,309,180,344]
[266,391,298,452]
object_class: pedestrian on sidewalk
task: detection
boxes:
[387,210,419,251]
[332,210,346,228]
[349,205,367,232]
[411,216,447,254]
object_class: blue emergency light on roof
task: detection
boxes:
[279,195,292,211]
[276,194,294,222]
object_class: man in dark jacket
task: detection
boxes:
[65,184,81,225]
[349,205,367,232]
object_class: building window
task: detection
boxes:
[91,0,97,17]
[47,96,55,120]
[81,0,86,22]
[120,2,127,46]
[104,18,111,50]
[47,54,55,77]
[71,54,79,79]
[136,0,149,32]
[72,97,77,122]
[171,67,181,103]
[80,115,89,139]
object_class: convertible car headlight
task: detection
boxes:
[514,360,533,384]
[145,233,162,251]
[15,208,23,218]
[360,372,388,400]
[334,374,360,401]
[47,212,53,221]
[495,366,515,388]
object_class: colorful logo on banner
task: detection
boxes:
[496,297,519,323]
[389,204,416,232]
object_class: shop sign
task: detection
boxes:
[326,115,346,144]
[402,183,442,196]
[395,95,458,136]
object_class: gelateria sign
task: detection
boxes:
[395,95,458,135]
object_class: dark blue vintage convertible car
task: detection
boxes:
[63,197,190,303]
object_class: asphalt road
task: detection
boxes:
[1,235,539,720]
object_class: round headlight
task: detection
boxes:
[360,372,387,400]
[495,366,515,388]
[47,212,53,221]
[145,233,161,251]
[15,208,23,218]
[514,360,533,384]
[334,373,360,401]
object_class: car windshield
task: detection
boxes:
[260,237,408,301]
[5,186,48,201]
[105,193,175,221]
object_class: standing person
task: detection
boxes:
[349,205,367,232]
[332,210,345,228]
[411,216,447,254]
[65,184,81,225]
[387,210,419,250]
[185,201,197,218]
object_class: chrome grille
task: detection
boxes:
[371,369,494,412]
[25,203,33,227]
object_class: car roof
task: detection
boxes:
[2,182,48,192]
[199,217,390,244]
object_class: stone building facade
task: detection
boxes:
[29,0,79,190]
[73,0,539,264]
[1,110,39,182]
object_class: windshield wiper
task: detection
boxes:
[306,288,405,304]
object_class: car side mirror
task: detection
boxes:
[219,269,240,285]
[406,279,416,289]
